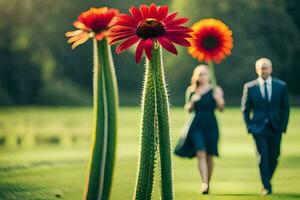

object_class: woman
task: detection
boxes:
[174,65,225,194]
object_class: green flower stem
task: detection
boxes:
[208,61,217,88]
[134,45,173,200]
[84,38,118,200]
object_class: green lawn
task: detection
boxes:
[0,107,299,200]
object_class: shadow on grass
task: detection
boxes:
[210,193,300,198]
[0,183,66,200]
[210,194,259,196]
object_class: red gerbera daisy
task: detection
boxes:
[65,7,119,49]
[188,18,233,63]
[107,3,192,63]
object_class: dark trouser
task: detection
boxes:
[252,124,282,191]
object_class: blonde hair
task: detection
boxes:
[255,57,272,70]
[189,64,209,92]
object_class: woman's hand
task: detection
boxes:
[213,86,225,111]
[185,93,201,113]
[191,93,201,102]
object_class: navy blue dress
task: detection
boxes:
[174,88,219,158]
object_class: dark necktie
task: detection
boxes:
[264,81,270,123]
[264,81,269,102]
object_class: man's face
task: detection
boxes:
[256,63,273,80]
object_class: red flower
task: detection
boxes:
[66,7,119,49]
[188,19,233,63]
[107,3,192,63]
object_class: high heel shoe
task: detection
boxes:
[201,183,209,194]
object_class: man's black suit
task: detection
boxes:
[241,77,290,191]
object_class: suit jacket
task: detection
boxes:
[241,77,290,134]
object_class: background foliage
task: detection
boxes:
[0,0,299,106]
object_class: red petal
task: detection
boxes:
[157,5,168,20]
[135,40,145,63]
[166,27,193,33]
[157,37,177,55]
[107,26,136,44]
[140,5,150,19]
[165,36,191,47]
[116,36,140,54]
[149,3,157,18]
[117,14,138,22]
[114,21,137,28]
[165,18,189,28]
[109,25,136,33]
[163,12,177,24]
[165,32,192,38]
[108,16,118,27]
[108,33,136,44]
[115,14,138,27]
[108,29,136,36]
[144,39,153,61]
[129,6,143,21]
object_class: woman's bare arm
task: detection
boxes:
[185,101,194,113]
[185,93,201,113]
[213,86,225,112]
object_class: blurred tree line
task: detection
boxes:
[168,0,300,104]
[0,0,299,106]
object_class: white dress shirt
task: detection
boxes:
[257,76,272,101]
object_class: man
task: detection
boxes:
[241,58,290,195]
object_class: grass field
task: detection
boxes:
[0,107,299,200]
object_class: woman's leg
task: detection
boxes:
[196,151,209,184]
[207,155,214,183]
